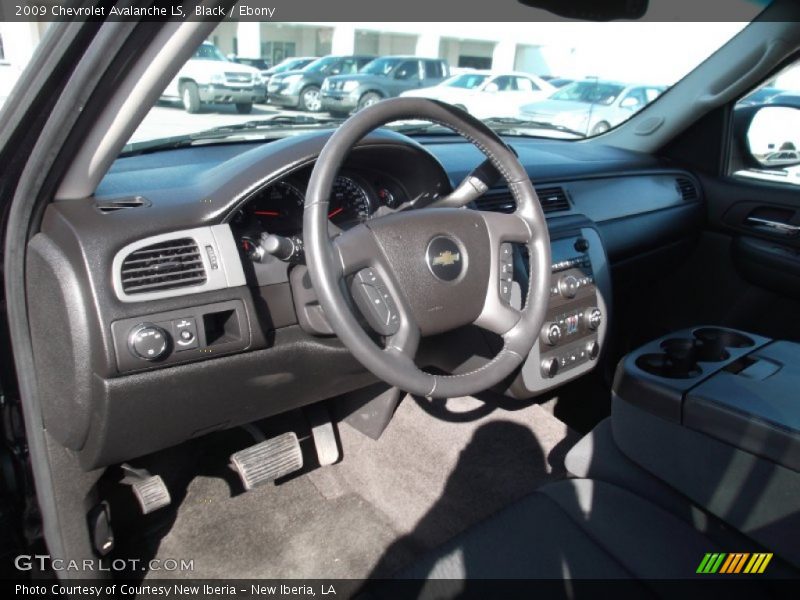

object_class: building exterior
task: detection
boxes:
[210,22,574,77]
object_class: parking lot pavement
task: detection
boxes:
[128,102,317,143]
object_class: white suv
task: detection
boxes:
[162,42,264,114]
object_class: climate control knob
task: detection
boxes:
[541,357,560,379]
[585,307,602,330]
[558,275,579,299]
[128,323,170,361]
[541,323,562,346]
[586,340,600,360]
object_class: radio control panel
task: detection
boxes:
[508,227,610,398]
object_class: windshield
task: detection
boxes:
[361,58,403,76]
[443,73,489,89]
[551,81,626,106]
[272,58,312,73]
[59,19,750,149]
[194,44,227,62]
[303,56,340,74]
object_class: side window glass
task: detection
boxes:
[395,61,418,80]
[424,61,443,79]
[516,77,536,92]
[732,62,800,186]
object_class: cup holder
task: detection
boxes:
[635,328,755,380]
[636,337,703,379]
[693,327,754,349]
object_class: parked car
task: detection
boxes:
[400,71,554,118]
[548,77,575,88]
[261,56,316,86]
[267,55,374,111]
[230,56,271,77]
[161,41,264,113]
[520,79,665,136]
[767,92,800,108]
[737,86,784,107]
[321,56,450,116]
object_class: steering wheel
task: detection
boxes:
[304,98,551,398]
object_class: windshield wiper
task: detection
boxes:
[480,117,585,138]
[120,115,342,156]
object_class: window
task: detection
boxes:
[551,81,625,106]
[732,60,800,187]
[491,76,514,91]
[394,61,419,80]
[620,88,647,109]
[423,61,444,79]
[514,77,537,92]
[337,59,360,75]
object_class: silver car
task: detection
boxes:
[520,80,666,136]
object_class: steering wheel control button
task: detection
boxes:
[542,323,563,346]
[351,269,400,336]
[586,307,602,330]
[426,236,463,282]
[541,357,560,379]
[173,317,199,351]
[128,323,170,361]
[498,243,514,302]
[558,274,579,299]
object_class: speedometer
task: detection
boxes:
[249,181,304,234]
[328,176,373,226]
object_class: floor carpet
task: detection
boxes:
[124,394,578,580]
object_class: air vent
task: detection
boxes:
[676,177,698,201]
[475,193,516,214]
[535,186,571,213]
[474,186,571,215]
[120,238,206,295]
[95,196,151,213]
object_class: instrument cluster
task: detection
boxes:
[231,170,407,240]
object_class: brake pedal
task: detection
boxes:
[230,432,303,490]
[121,465,171,515]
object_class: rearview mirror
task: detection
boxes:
[747,106,800,169]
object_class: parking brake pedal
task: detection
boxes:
[121,465,171,515]
[230,432,303,490]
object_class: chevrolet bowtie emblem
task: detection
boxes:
[432,250,460,267]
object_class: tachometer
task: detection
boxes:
[328,176,373,226]
[249,181,304,234]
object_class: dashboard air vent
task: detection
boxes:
[535,186,571,213]
[475,192,516,214]
[474,186,571,214]
[120,238,206,294]
[676,177,698,201]
[95,196,151,213]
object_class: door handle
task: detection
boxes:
[745,216,800,237]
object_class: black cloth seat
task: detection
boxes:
[394,478,777,580]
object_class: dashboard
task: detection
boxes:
[26,128,704,469]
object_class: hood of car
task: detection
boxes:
[193,60,261,75]
[401,86,468,99]
[520,99,592,119]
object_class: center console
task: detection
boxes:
[611,326,800,567]
[508,224,611,398]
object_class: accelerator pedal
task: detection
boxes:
[230,432,303,490]
[121,465,171,515]
[305,404,340,466]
